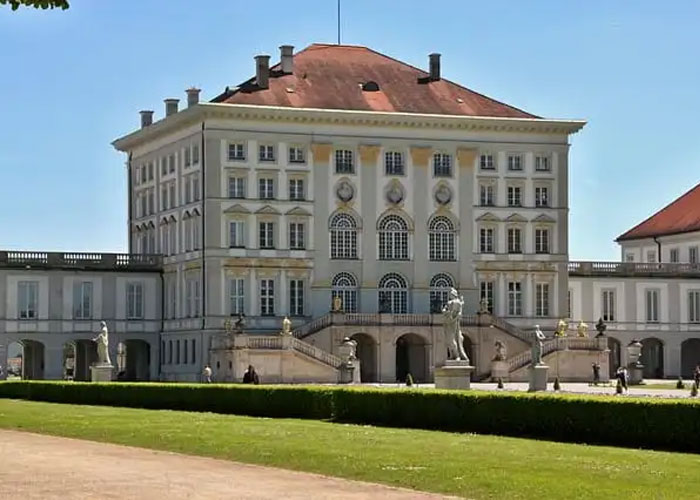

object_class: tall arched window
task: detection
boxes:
[378,273,408,314]
[429,216,456,261]
[429,274,454,313]
[378,215,409,260]
[331,272,358,313]
[330,213,358,259]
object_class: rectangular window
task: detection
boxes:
[602,289,616,322]
[647,250,656,263]
[167,340,172,364]
[289,146,305,163]
[535,228,550,254]
[192,218,200,250]
[536,283,549,317]
[535,155,550,171]
[260,279,275,316]
[184,146,191,168]
[161,186,168,211]
[192,143,199,165]
[508,228,522,253]
[335,149,354,174]
[433,153,452,177]
[73,281,92,320]
[185,278,201,318]
[229,278,245,315]
[176,339,181,364]
[228,177,246,199]
[18,281,38,319]
[169,222,177,255]
[167,279,176,319]
[184,177,191,204]
[507,282,522,316]
[507,154,523,171]
[169,183,176,209]
[168,154,175,173]
[689,291,700,323]
[691,247,699,264]
[160,157,167,176]
[646,289,659,323]
[259,144,275,162]
[479,281,494,314]
[289,179,305,200]
[480,184,494,206]
[670,248,679,263]
[192,175,200,202]
[126,282,144,320]
[190,339,196,364]
[259,222,274,249]
[140,164,147,183]
[289,222,305,250]
[385,151,404,176]
[289,279,304,316]
[480,227,494,253]
[148,190,154,214]
[479,153,495,170]
[148,162,154,181]
[258,178,274,199]
[535,186,549,207]
[229,221,245,248]
[228,143,245,161]
[507,186,522,207]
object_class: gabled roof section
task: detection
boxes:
[212,44,538,119]
[285,207,312,217]
[223,204,251,214]
[476,212,501,222]
[255,205,281,215]
[532,214,556,223]
[505,213,528,223]
[617,182,700,241]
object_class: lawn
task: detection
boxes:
[1,399,699,499]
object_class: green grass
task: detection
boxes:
[1,399,699,499]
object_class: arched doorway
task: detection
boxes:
[608,337,621,377]
[350,333,376,382]
[8,340,45,380]
[73,339,98,381]
[641,338,664,379]
[395,333,427,383]
[681,339,700,378]
[117,340,151,381]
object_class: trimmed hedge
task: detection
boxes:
[2,381,700,453]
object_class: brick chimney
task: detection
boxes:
[164,98,179,117]
[140,110,154,128]
[255,54,270,89]
[280,45,294,74]
[429,53,441,81]
[186,87,200,107]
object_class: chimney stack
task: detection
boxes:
[164,98,179,117]
[255,54,271,89]
[186,87,200,107]
[140,110,154,128]
[280,45,294,74]
[429,53,441,81]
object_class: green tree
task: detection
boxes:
[0,0,69,10]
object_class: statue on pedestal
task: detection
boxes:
[532,325,546,366]
[333,295,343,312]
[493,340,507,361]
[577,321,589,338]
[92,321,112,366]
[442,288,469,362]
[281,316,292,336]
[555,319,568,337]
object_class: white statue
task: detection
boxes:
[442,288,469,362]
[92,321,112,366]
[281,316,292,336]
[532,325,546,365]
[577,320,589,338]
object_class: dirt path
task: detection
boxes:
[0,430,453,499]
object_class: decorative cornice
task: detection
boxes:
[223,204,251,214]
[255,205,281,215]
[476,212,501,222]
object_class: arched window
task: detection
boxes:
[378,215,409,260]
[331,272,358,313]
[429,216,456,261]
[430,274,454,313]
[330,213,358,259]
[378,273,408,314]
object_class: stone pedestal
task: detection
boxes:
[434,360,475,390]
[490,360,509,382]
[628,363,644,385]
[528,364,549,392]
[90,364,114,382]
[338,362,355,384]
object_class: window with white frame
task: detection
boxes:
[429,274,454,312]
[479,153,495,170]
[126,282,144,319]
[148,162,154,181]
[647,250,657,263]
[480,227,494,253]
[535,186,549,207]
[192,175,200,202]
[184,177,192,204]
[228,142,245,161]
[433,152,452,177]
[289,179,305,200]
[73,282,92,320]
[330,213,358,259]
[190,339,196,364]
[535,283,549,317]
[259,221,274,249]
[689,290,700,323]
[259,144,275,162]
[480,281,494,314]
[331,272,358,313]
[428,216,456,261]
[176,340,181,364]
[184,146,192,168]
[161,186,168,211]
[378,214,409,260]
[535,155,550,171]
[229,278,245,315]
[646,289,659,323]
[507,186,522,207]
[507,282,522,316]
[169,183,176,208]
[185,278,195,317]
[258,178,274,199]
[18,281,38,319]
[535,228,550,254]
[507,154,523,171]
[192,216,200,250]
[480,184,494,206]
[335,149,354,174]
[184,218,193,251]
[192,143,199,165]
[385,151,404,176]
[229,221,245,248]
[160,157,167,176]
[148,190,154,214]
[169,221,177,254]
[670,248,679,263]
[602,289,616,322]
[691,246,699,264]
[228,177,246,198]
[289,222,305,250]
[168,154,176,173]
[161,225,169,256]
[140,164,147,183]
[289,146,305,163]
[378,273,408,314]
[167,279,176,319]
[508,227,522,253]
[289,279,304,316]
[260,279,275,316]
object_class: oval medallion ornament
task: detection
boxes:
[336,180,355,202]
[435,184,452,205]
[386,183,405,205]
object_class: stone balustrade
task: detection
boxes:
[569,261,700,277]
[0,251,162,271]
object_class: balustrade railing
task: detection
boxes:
[290,337,342,368]
[569,260,700,276]
[0,251,161,270]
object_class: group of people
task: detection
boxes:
[201,364,259,385]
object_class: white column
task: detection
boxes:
[279,270,288,316]
[248,216,256,249]
[279,216,287,249]
[248,269,257,316]
[525,273,534,318]
[498,273,506,316]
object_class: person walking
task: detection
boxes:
[202,365,212,383]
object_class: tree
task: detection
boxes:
[0,0,69,10]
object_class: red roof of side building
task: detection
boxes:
[616,182,700,241]
[211,44,539,119]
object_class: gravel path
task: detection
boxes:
[0,430,454,500]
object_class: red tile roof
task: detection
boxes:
[617,183,700,241]
[212,44,538,119]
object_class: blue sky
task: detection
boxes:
[1,0,699,260]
